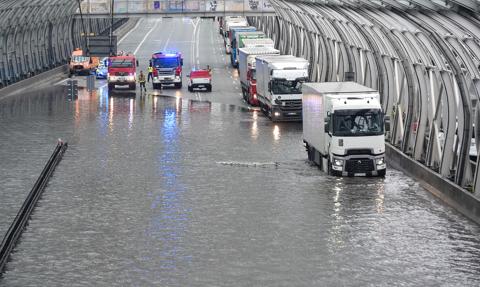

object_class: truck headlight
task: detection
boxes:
[274,112,280,117]
[333,158,344,166]
[375,157,385,165]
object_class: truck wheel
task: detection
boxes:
[188,86,193,92]
[207,85,212,92]
[108,84,114,91]
[175,82,182,89]
[241,88,247,101]
[130,83,136,90]
[306,145,313,162]
[327,160,333,176]
[378,169,386,177]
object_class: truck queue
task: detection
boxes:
[220,16,388,177]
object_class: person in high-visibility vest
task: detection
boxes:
[138,71,147,93]
[147,64,153,82]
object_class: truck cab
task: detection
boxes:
[69,48,99,76]
[151,52,183,89]
[107,55,137,91]
[255,55,309,121]
[303,82,387,177]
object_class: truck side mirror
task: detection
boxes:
[181,59,183,66]
[384,115,391,132]
[324,122,329,133]
[136,60,139,67]
[268,82,271,92]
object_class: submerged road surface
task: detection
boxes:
[1,18,480,286]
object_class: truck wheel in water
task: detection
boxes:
[327,159,333,176]
[378,169,386,177]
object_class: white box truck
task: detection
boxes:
[255,55,309,121]
[238,46,280,105]
[303,82,388,177]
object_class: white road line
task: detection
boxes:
[133,20,159,55]
[196,19,201,66]
[162,26,174,51]
[55,79,68,85]
[118,18,142,45]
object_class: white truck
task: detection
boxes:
[255,55,309,121]
[303,82,388,177]
[238,46,279,105]
[224,19,248,54]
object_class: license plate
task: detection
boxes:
[164,78,171,81]
[198,85,205,88]
[354,173,366,176]
[287,112,297,115]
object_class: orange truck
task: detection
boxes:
[69,49,99,76]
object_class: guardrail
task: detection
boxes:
[0,141,68,274]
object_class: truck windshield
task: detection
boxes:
[271,79,303,94]
[333,109,384,136]
[153,57,179,68]
[110,59,134,68]
[72,56,89,63]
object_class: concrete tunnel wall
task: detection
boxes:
[249,0,480,197]
[0,0,124,89]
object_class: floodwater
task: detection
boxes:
[1,86,480,286]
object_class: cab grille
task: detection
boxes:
[345,159,374,173]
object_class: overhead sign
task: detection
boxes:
[87,36,117,57]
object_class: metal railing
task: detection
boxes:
[0,141,68,275]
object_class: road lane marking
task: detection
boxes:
[133,19,159,55]
[118,18,142,45]
[162,24,174,51]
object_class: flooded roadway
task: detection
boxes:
[1,18,480,286]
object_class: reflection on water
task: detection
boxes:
[251,110,258,139]
[273,124,280,141]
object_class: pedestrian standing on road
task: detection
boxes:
[138,71,147,93]
[148,64,153,82]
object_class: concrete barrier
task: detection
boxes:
[386,143,480,224]
[0,65,68,100]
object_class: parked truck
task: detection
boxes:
[69,48,99,76]
[151,51,184,89]
[228,28,258,67]
[220,16,246,36]
[107,55,137,91]
[303,82,388,177]
[238,46,279,105]
[231,31,267,68]
[224,19,248,54]
[255,55,309,121]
